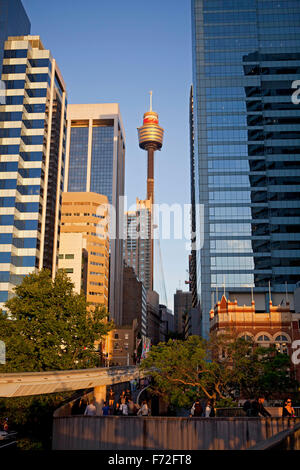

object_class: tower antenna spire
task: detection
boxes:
[137,92,164,291]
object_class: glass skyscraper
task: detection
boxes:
[0,35,67,310]
[191,0,300,337]
[64,104,126,324]
[0,0,31,72]
[124,198,152,292]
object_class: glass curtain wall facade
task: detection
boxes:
[90,126,114,201]
[0,35,67,309]
[124,198,152,292]
[191,0,300,337]
[64,104,125,324]
[0,0,30,73]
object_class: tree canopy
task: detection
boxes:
[0,269,113,372]
[140,333,298,408]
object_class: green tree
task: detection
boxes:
[0,269,113,372]
[0,269,113,449]
[140,334,298,408]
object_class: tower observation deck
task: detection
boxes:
[137,92,164,291]
[137,92,164,204]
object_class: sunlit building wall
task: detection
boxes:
[0,35,67,310]
[60,192,109,308]
[64,104,125,324]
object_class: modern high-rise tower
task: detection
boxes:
[124,198,152,291]
[137,93,164,290]
[60,192,110,308]
[64,104,125,324]
[191,0,300,338]
[0,0,31,73]
[0,35,67,310]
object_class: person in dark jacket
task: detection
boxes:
[251,397,271,417]
[190,399,203,417]
[243,400,252,417]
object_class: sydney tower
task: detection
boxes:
[137,92,164,290]
[137,92,164,205]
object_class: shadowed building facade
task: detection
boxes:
[0,0,31,73]
[122,265,147,337]
[174,289,193,337]
[0,35,67,310]
[64,104,125,324]
[191,0,300,338]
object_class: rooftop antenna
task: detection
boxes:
[223,275,226,297]
[285,281,289,304]
[251,285,254,303]
[149,90,153,111]
[269,280,272,303]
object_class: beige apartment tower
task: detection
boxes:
[60,192,109,307]
[64,104,125,323]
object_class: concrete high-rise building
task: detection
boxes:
[191,0,300,338]
[0,0,31,73]
[122,265,147,337]
[64,104,125,323]
[146,289,160,345]
[189,87,198,312]
[159,304,174,342]
[58,232,88,295]
[60,192,109,308]
[174,289,192,337]
[124,198,152,292]
[0,35,67,310]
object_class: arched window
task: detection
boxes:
[240,334,253,342]
[257,335,271,342]
[275,335,288,342]
[275,334,289,354]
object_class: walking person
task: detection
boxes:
[243,399,252,417]
[2,418,8,432]
[84,399,97,416]
[282,398,295,417]
[79,394,89,414]
[251,397,271,417]
[71,398,81,416]
[120,401,129,416]
[127,399,136,416]
[205,400,215,417]
[102,401,110,416]
[108,388,115,406]
[137,400,149,416]
[190,399,203,417]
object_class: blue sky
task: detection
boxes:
[22,0,193,310]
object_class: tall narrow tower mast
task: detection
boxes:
[137,92,164,290]
[138,92,164,204]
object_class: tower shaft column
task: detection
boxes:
[137,102,164,294]
[147,146,155,203]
